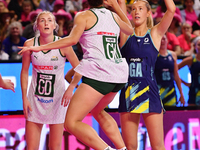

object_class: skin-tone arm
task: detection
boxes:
[184,43,195,56]
[151,0,176,50]
[60,46,81,107]
[174,45,182,56]
[178,55,193,88]
[65,68,75,84]
[105,0,133,35]
[64,68,79,88]
[18,0,133,54]
[0,74,15,92]
[171,51,185,105]
[20,39,33,119]
[178,56,193,69]
[118,0,132,48]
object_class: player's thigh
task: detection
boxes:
[65,83,104,123]
[91,92,117,115]
[49,124,64,148]
[120,113,140,146]
[25,120,43,149]
[142,112,165,146]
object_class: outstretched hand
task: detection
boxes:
[18,46,40,55]
[2,79,15,92]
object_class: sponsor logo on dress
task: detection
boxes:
[144,38,149,44]
[130,58,143,62]
[34,55,38,59]
[37,97,53,103]
[33,65,53,70]
[97,32,115,36]
[100,10,105,14]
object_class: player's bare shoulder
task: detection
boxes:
[75,9,94,20]
[24,37,35,47]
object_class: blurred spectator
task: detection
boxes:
[155,34,185,106]
[168,12,182,37]
[31,0,40,10]
[53,0,64,12]
[0,49,9,60]
[174,0,184,10]
[0,11,15,48]
[1,21,27,60]
[154,15,182,56]
[154,1,181,19]
[22,8,42,39]
[194,0,200,10]
[0,0,9,12]
[65,0,82,18]
[7,0,23,20]
[53,9,72,37]
[21,0,33,28]
[5,0,10,5]
[180,0,200,25]
[125,0,134,4]
[178,36,200,106]
[166,32,182,56]
[192,14,200,36]
[38,0,55,12]
[81,0,89,11]
[178,21,196,55]
[149,0,160,14]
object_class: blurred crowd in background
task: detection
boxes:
[1,0,200,60]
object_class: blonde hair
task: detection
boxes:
[33,11,59,33]
[133,0,153,28]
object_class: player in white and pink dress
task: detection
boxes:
[20,11,79,150]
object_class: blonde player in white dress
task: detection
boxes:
[20,11,79,150]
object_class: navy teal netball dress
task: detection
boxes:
[188,54,200,105]
[154,51,177,106]
[119,29,163,113]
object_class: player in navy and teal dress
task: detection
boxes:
[118,0,176,149]
[178,36,200,106]
[155,34,185,106]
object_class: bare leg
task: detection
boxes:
[48,124,64,150]
[120,113,140,150]
[25,120,43,150]
[142,111,166,150]
[91,92,126,149]
[64,83,109,150]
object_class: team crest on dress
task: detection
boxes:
[51,56,58,61]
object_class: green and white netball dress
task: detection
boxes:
[74,7,129,83]
[27,36,67,124]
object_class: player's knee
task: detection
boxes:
[64,120,74,133]
[126,142,137,150]
[48,142,62,150]
[151,142,165,150]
